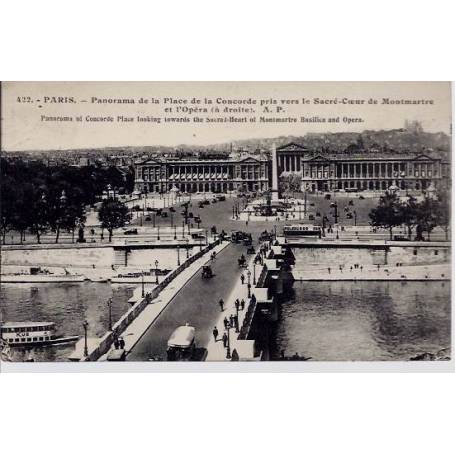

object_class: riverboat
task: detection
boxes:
[0,321,79,347]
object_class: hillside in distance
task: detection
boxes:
[213,128,451,155]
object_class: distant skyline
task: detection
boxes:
[1,82,451,152]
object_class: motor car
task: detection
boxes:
[145,216,151,221]
[166,325,196,361]
[169,207,176,212]
[124,228,138,235]
[201,265,214,279]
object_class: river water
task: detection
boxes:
[0,282,134,361]
[273,281,451,361]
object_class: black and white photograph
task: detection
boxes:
[0,81,452,367]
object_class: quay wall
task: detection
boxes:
[1,245,195,270]
[1,246,115,267]
[292,244,450,270]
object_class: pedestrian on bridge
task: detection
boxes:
[223,317,229,329]
[235,300,240,312]
[240,274,245,285]
[219,299,224,312]
[222,332,228,348]
[212,326,219,342]
[229,314,234,327]
[240,299,245,310]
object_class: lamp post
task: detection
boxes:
[82,320,89,357]
[174,225,177,240]
[170,212,174,228]
[157,226,160,241]
[354,210,357,227]
[226,322,231,359]
[141,271,145,297]
[177,245,180,266]
[205,229,208,246]
[155,260,159,284]
[253,262,256,285]
[247,269,251,298]
[235,306,239,333]
[182,220,185,239]
[107,298,113,331]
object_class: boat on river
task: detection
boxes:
[0,321,79,347]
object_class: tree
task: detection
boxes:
[29,192,50,244]
[416,196,439,241]
[369,192,403,240]
[435,188,450,241]
[399,195,419,240]
[98,199,131,242]
[0,176,16,244]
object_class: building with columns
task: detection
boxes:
[134,155,270,193]
[276,143,450,193]
[134,143,449,194]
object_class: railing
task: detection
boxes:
[84,238,222,361]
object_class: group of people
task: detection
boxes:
[113,336,125,350]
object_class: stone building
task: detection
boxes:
[134,143,449,194]
[276,143,450,193]
[134,155,270,193]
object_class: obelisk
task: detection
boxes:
[271,143,279,201]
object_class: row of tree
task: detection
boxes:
[0,158,134,244]
[369,190,450,241]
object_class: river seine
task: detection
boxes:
[273,281,450,361]
[0,283,134,361]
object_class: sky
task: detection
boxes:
[1,81,451,151]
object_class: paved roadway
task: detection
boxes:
[126,241,245,360]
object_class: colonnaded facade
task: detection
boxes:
[134,155,270,193]
[276,143,450,192]
[134,143,450,194]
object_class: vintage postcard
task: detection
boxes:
[0,81,452,370]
